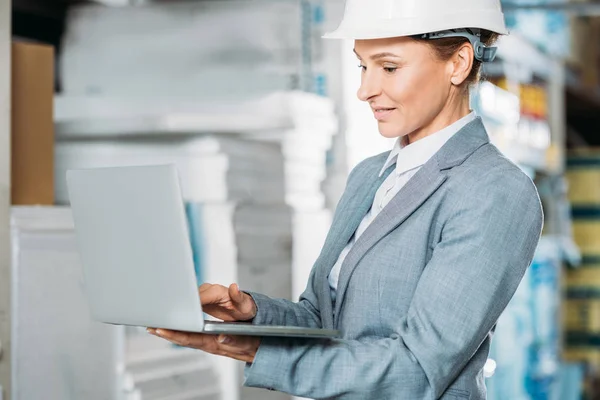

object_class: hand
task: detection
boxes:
[199,283,257,322]
[147,328,260,363]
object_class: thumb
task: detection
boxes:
[228,283,245,306]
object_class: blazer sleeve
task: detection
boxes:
[243,167,544,400]
[245,267,323,328]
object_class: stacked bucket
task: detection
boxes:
[565,150,600,370]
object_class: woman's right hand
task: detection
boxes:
[199,283,257,322]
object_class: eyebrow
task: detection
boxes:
[353,49,402,60]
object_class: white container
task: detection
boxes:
[11,207,124,400]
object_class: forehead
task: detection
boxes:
[353,37,432,59]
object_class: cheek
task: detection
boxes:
[397,68,442,107]
[379,72,432,135]
[382,68,448,133]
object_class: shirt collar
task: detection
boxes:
[378,112,477,177]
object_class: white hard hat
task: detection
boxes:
[324,0,508,40]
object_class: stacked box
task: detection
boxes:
[566,150,600,373]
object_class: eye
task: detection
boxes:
[358,64,366,72]
[384,66,398,73]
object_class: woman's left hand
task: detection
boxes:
[147,328,260,363]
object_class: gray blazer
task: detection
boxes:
[244,118,544,400]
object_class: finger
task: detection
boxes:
[155,329,193,346]
[198,283,213,294]
[155,329,218,352]
[217,334,259,354]
[199,285,227,306]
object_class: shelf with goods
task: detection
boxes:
[471,33,582,399]
[559,14,600,399]
[564,66,600,149]
[474,34,565,175]
[562,150,600,399]
[540,10,600,149]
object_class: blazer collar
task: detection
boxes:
[435,117,490,170]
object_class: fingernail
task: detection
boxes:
[155,329,164,336]
[219,335,233,345]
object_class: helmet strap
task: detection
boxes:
[417,28,498,63]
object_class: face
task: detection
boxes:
[354,37,456,140]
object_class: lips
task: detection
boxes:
[372,107,396,121]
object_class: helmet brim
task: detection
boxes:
[322,13,510,40]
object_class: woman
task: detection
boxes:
[148,0,544,398]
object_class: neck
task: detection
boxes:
[406,95,471,145]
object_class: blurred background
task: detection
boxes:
[1,0,600,399]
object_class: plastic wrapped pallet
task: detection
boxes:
[55,137,287,206]
[10,207,223,400]
[123,331,222,400]
[10,206,125,400]
[186,202,293,300]
[60,1,309,98]
[291,210,331,299]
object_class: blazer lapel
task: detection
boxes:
[315,159,394,328]
[332,117,490,326]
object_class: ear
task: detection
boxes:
[449,43,474,86]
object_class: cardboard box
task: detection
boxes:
[567,16,600,88]
[11,41,54,205]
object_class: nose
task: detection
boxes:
[357,69,381,102]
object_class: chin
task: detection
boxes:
[378,123,407,139]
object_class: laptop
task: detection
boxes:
[66,164,339,339]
